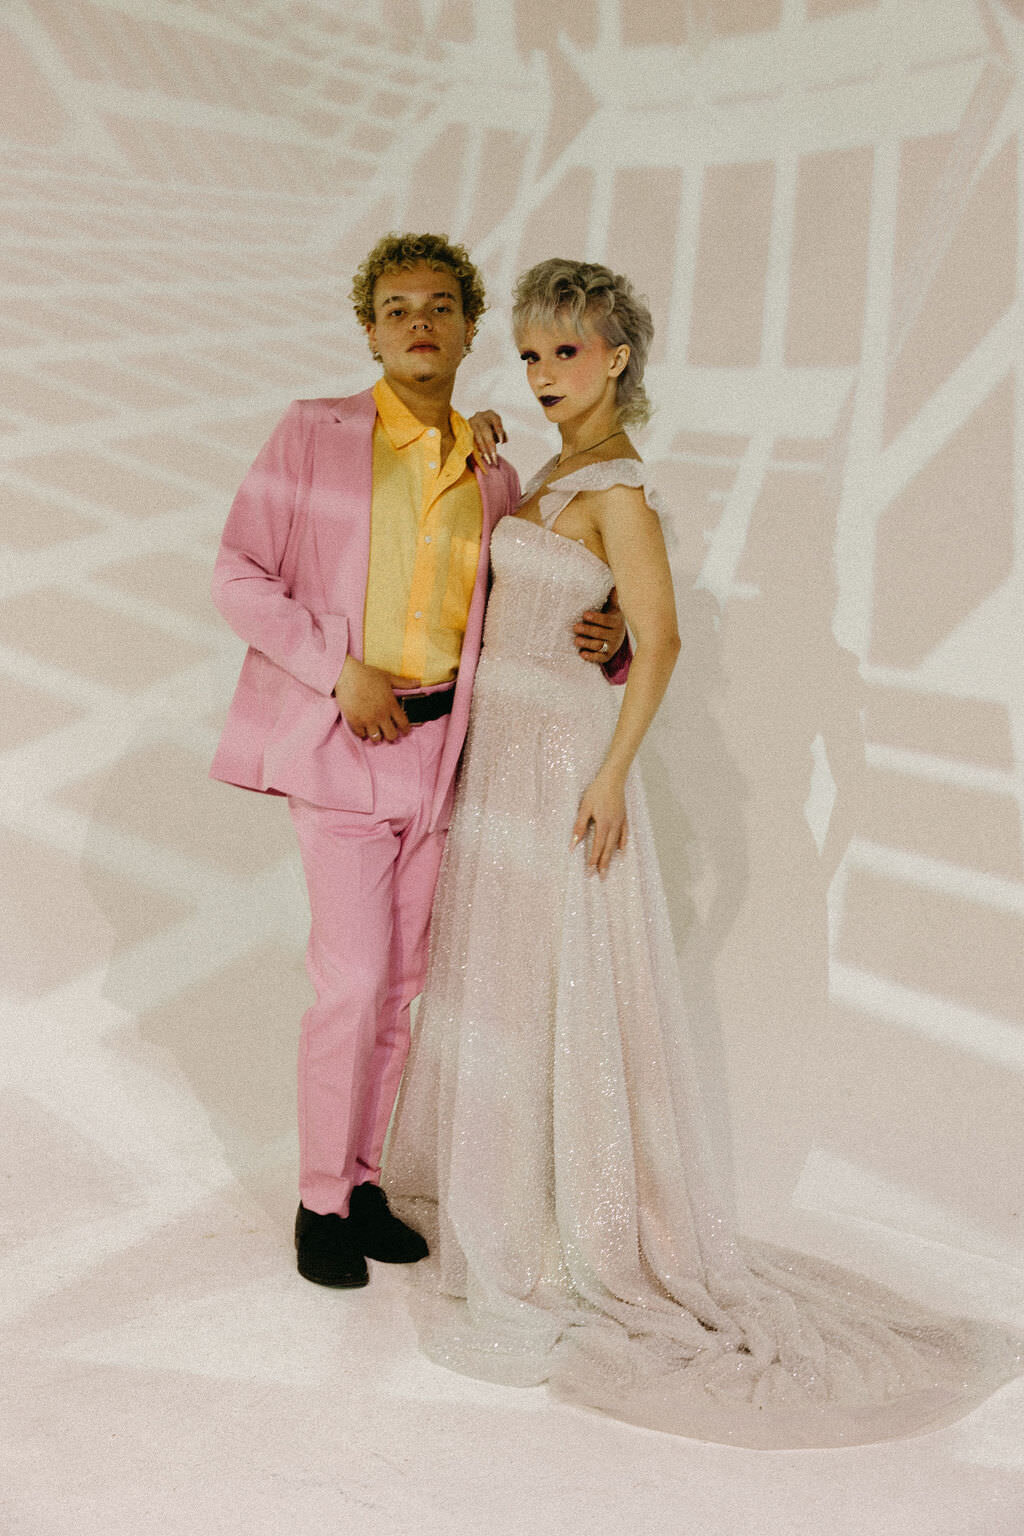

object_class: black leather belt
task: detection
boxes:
[399,686,456,724]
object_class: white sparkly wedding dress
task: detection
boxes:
[385,459,1020,1448]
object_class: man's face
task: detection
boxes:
[366,261,474,392]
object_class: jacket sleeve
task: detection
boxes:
[602,634,632,685]
[211,400,350,697]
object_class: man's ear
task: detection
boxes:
[464,319,476,354]
[366,322,380,362]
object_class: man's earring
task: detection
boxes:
[371,349,381,362]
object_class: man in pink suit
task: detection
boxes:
[210,234,626,1287]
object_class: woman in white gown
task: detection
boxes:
[385,259,1020,1448]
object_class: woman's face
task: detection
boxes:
[516,314,627,427]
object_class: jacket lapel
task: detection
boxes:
[429,458,511,827]
[310,390,376,660]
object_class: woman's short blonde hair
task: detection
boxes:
[351,232,486,336]
[512,259,654,426]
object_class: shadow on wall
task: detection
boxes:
[640,574,747,1219]
[644,442,867,1242]
[717,454,867,1238]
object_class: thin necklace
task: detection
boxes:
[555,428,627,467]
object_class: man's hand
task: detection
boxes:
[334,657,416,742]
[574,585,626,665]
[468,409,507,469]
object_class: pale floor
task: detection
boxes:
[2,989,1023,1536]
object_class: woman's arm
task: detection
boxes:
[572,484,681,876]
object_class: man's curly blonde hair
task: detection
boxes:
[351,233,487,339]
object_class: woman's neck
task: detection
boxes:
[556,416,627,466]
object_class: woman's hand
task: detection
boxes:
[572,770,628,878]
[468,410,507,468]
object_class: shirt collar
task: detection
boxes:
[373,378,473,463]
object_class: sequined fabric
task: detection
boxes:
[385,463,1021,1448]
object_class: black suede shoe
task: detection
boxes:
[294,1204,369,1288]
[347,1182,429,1263]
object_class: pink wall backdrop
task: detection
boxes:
[1,1,1021,1304]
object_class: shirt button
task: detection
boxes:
[414,610,423,619]
[428,461,437,469]
[428,428,438,436]
[424,535,432,544]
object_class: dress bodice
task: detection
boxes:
[483,518,613,674]
[481,458,660,677]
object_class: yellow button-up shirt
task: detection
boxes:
[362,379,482,685]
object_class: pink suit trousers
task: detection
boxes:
[289,714,452,1217]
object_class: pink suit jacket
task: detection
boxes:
[209,389,520,830]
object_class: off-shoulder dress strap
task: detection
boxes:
[517,455,558,507]
[528,457,662,531]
